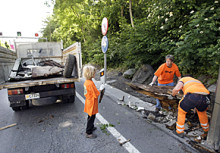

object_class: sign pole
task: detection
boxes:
[104,53,107,83]
[101,17,109,84]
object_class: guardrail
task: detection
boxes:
[0,46,16,83]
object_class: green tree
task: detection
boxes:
[42,0,220,80]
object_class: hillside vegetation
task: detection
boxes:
[42,0,220,80]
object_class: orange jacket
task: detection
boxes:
[154,63,181,84]
[84,80,100,116]
[179,77,210,95]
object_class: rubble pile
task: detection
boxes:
[103,66,217,152]
[9,59,64,81]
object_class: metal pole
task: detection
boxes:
[207,67,220,150]
[104,53,107,84]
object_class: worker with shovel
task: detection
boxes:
[149,55,181,112]
[172,76,210,138]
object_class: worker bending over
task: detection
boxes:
[172,76,210,138]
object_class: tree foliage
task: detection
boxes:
[42,0,220,79]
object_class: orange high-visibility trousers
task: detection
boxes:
[197,109,209,132]
[176,104,187,134]
[176,104,209,134]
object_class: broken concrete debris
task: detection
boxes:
[136,107,145,112]
[165,120,176,129]
[155,117,164,123]
[147,113,156,121]
[114,91,212,152]
[9,59,66,81]
[107,68,217,152]
[32,66,63,78]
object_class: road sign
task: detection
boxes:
[101,36,108,53]
[101,17,108,36]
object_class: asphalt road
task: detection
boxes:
[0,80,198,153]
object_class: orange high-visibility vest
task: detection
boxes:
[84,80,100,116]
[179,77,210,95]
[154,63,181,84]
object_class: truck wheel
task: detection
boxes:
[63,54,76,78]
[23,100,30,109]
[11,100,29,111]
[12,107,21,111]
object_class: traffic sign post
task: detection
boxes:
[101,17,108,36]
[101,36,108,53]
[101,17,109,84]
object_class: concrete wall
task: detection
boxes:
[0,46,16,84]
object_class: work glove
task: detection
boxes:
[168,95,174,100]
[168,95,177,100]
[149,82,154,86]
[99,84,105,91]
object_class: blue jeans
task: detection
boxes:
[156,82,174,109]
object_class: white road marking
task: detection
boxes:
[76,92,140,153]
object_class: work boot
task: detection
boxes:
[173,131,184,138]
[195,131,208,142]
[201,132,208,140]
[86,133,97,139]
[155,108,161,113]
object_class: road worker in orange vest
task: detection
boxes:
[172,76,210,138]
[149,55,181,112]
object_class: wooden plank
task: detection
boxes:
[127,82,183,99]
[0,123,17,131]
[126,82,183,110]
[0,77,80,89]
